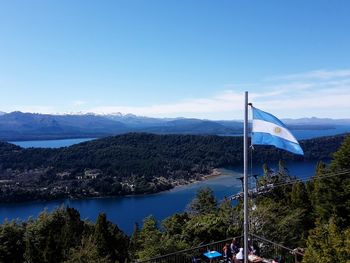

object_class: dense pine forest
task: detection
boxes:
[0,133,347,202]
[0,134,349,262]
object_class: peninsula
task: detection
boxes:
[0,133,347,203]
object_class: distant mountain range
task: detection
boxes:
[0,111,349,141]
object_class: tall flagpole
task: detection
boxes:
[243,91,249,263]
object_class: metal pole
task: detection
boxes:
[243,91,249,263]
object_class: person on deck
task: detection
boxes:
[230,238,239,255]
[223,243,233,263]
[234,248,244,263]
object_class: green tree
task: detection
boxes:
[0,220,25,263]
[183,213,227,244]
[218,198,240,237]
[107,221,129,263]
[331,136,350,170]
[291,182,308,209]
[23,207,86,263]
[290,182,314,241]
[302,218,350,263]
[311,136,350,226]
[188,187,217,215]
[64,236,111,263]
[136,215,162,260]
[161,213,190,254]
[129,223,141,257]
[93,213,112,261]
[250,199,305,247]
[162,213,189,237]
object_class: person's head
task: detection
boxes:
[231,238,236,244]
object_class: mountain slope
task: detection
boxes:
[0,111,349,141]
[0,112,127,140]
[0,132,348,202]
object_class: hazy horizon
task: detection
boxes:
[1,109,350,122]
[1,1,350,119]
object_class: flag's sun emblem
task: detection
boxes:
[274,127,282,133]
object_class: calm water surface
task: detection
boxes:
[0,161,318,234]
[4,131,338,234]
[9,126,350,149]
[10,138,97,148]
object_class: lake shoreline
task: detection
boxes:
[170,168,222,189]
[0,168,225,204]
[0,161,319,234]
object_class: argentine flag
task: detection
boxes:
[252,107,304,155]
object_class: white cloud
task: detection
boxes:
[89,91,244,118]
[88,69,350,119]
[73,100,87,106]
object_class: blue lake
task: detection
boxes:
[291,126,350,140]
[0,160,318,235]
[10,138,97,148]
[9,125,350,149]
[3,130,342,234]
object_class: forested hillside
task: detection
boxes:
[0,133,344,202]
[1,134,349,262]
[0,207,129,263]
[129,135,350,262]
[0,133,348,202]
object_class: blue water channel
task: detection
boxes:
[0,160,318,234]
[5,130,339,234]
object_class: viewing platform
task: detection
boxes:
[136,235,304,263]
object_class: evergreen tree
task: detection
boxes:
[218,197,240,237]
[129,222,141,258]
[218,197,233,225]
[290,182,314,241]
[291,182,308,209]
[162,213,189,238]
[184,213,227,244]
[0,220,25,263]
[187,187,217,215]
[302,217,350,263]
[161,213,189,254]
[107,221,129,263]
[330,136,350,170]
[64,236,111,263]
[136,215,162,260]
[23,207,86,263]
[250,199,305,247]
[93,213,112,261]
[311,136,350,226]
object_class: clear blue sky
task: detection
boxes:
[1,0,350,119]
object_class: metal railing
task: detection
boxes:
[250,234,304,263]
[136,234,304,263]
[136,236,243,263]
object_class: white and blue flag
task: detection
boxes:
[252,107,304,155]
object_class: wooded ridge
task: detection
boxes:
[0,133,347,202]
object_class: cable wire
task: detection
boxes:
[257,169,350,190]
